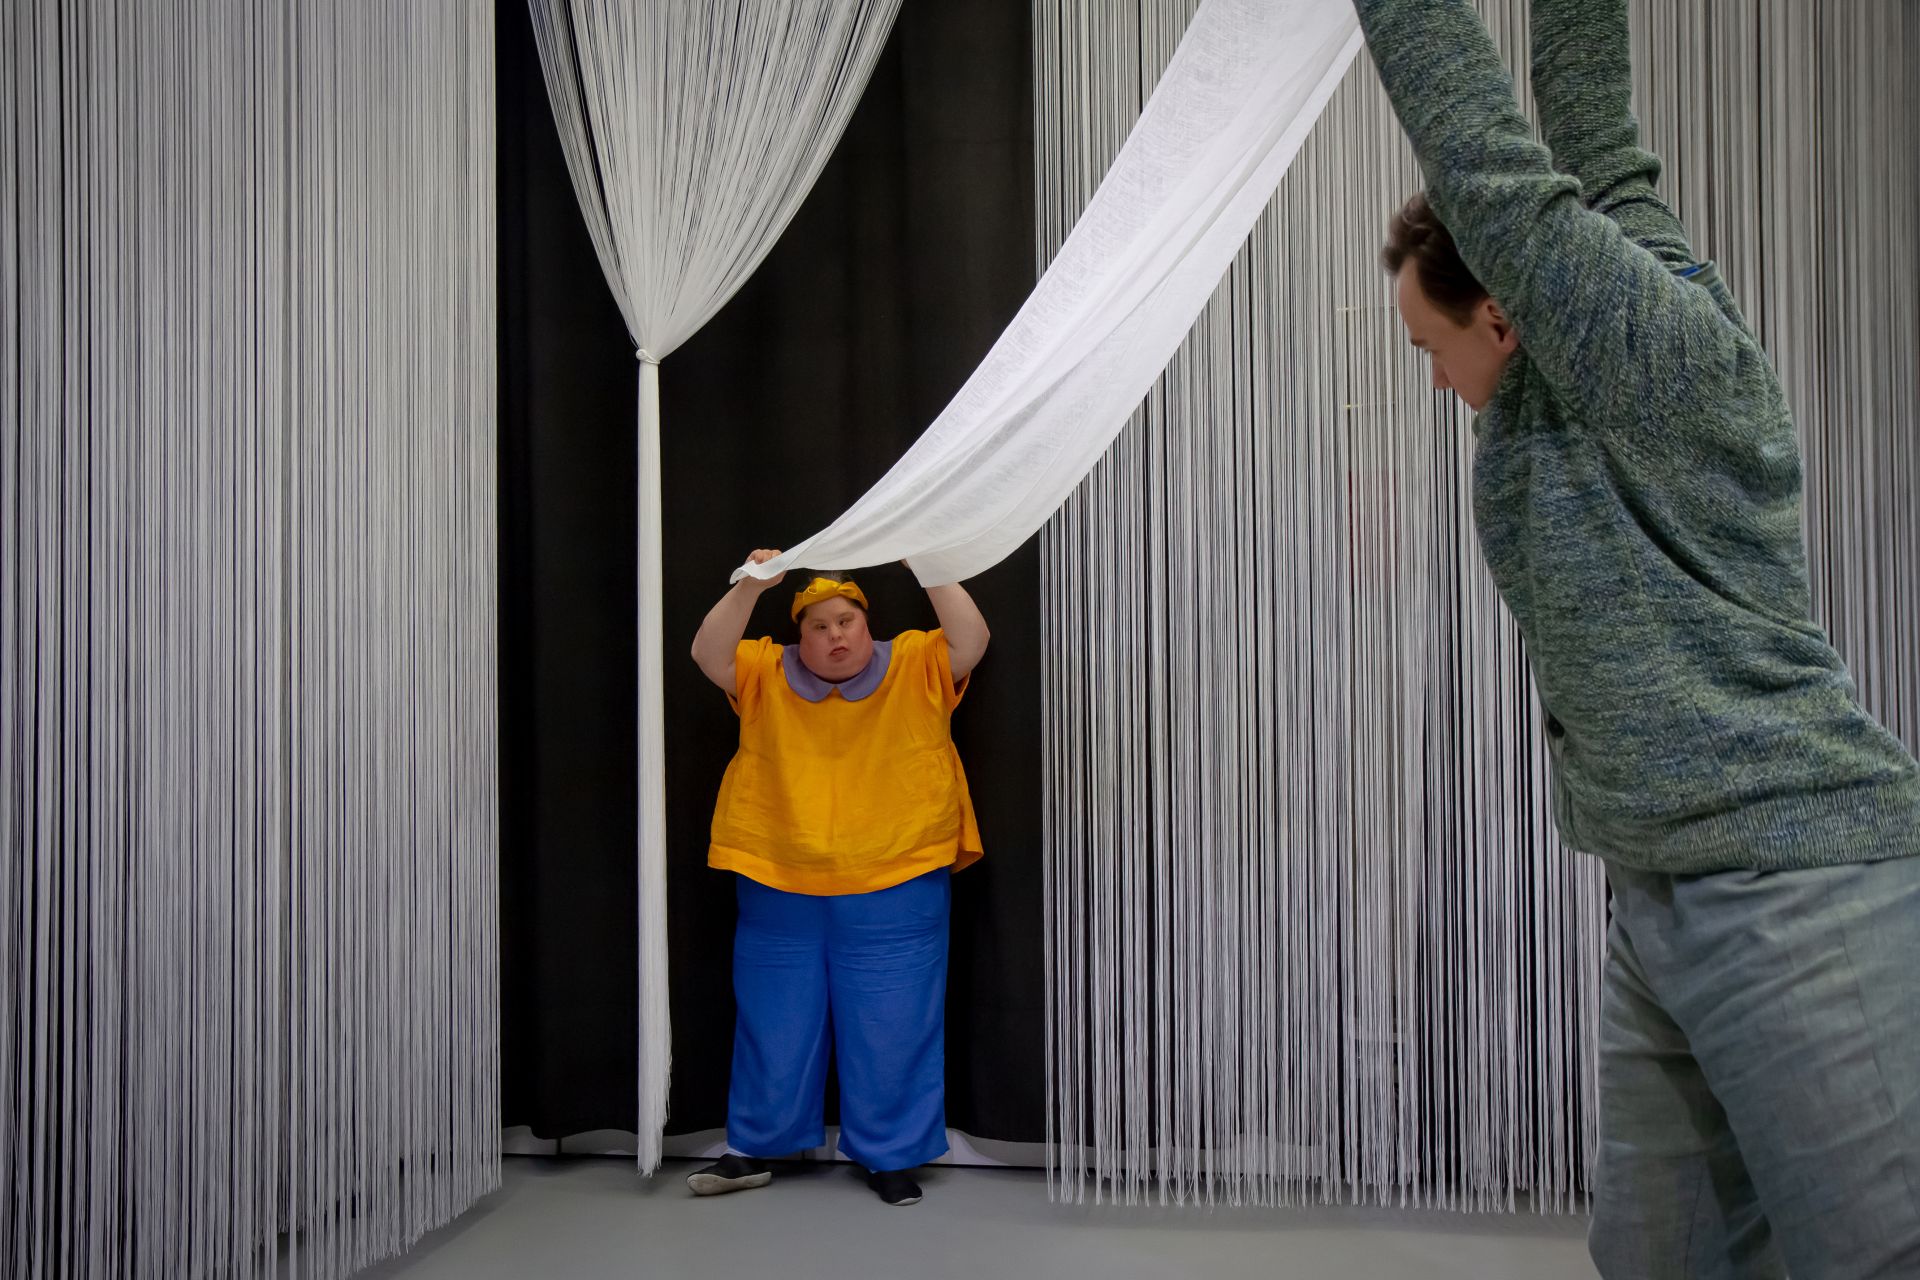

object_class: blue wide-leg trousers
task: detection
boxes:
[727,868,951,1172]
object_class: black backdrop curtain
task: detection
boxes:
[498,0,1045,1146]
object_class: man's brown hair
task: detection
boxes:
[1382,192,1488,325]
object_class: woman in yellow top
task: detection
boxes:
[685,548,989,1208]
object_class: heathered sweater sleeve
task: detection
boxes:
[1529,0,1693,268]
[1353,0,1748,431]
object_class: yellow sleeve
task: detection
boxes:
[730,637,777,719]
[920,628,967,711]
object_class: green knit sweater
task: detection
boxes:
[1355,0,1920,871]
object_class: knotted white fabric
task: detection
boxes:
[736,0,1361,588]
[528,0,901,1174]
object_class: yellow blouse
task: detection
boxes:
[707,628,983,895]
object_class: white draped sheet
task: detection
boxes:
[536,0,1360,1170]
[738,0,1361,588]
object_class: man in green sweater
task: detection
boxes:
[1354,0,1920,1274]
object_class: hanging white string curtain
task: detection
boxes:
[1038,0,1601,1210]
[1,0,499,1275]
[1039,0,1919,1211]
[526,0,901,1174]
[736,0,1361,588]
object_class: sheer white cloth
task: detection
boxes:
[737,0,1360,588]
[530,0,900,363]
[529,0,901,1173]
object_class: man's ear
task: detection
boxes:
[1481,297,1519,353]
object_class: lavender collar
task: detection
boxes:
[782,640,892,703]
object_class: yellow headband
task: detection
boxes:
[790,577,869,621]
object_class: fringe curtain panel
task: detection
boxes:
[1038,0,1920,1210]
[1,3,500,1276]
[525,0,900,1173]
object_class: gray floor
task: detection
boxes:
[361,1156,1600,1280]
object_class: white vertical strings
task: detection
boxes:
[525,0,899,1174]
[1040,0,1918,1211]
[0,3,500,1278]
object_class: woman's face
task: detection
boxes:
[796,599,874,682]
